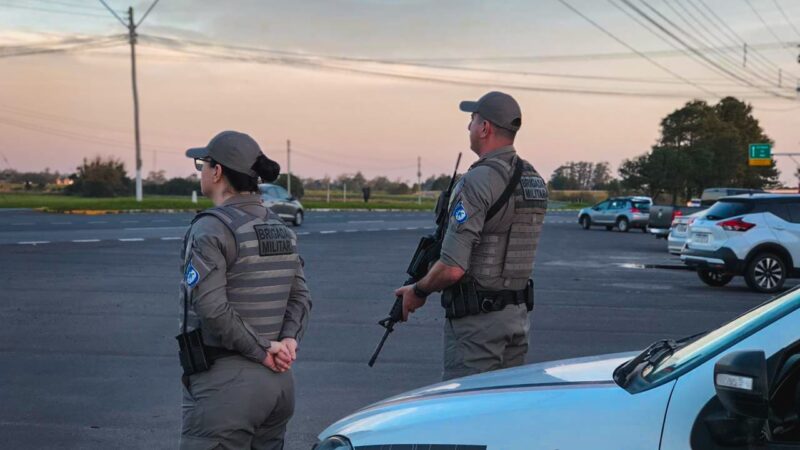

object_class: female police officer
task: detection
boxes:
[178,130,312,449]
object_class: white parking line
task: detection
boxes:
[296,232,310,236]
[161,237,182,241]
[405,227,419,230]
[366,228,380,231]
[344,229,358,233]
[18,241,49,245]
[72,239,100,243]
[320,230,337,234]
[387,228,400,231]
[119,238,144,242]
[11,222,34,226]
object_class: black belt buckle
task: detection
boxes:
[480,296,497,314]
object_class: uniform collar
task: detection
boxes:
[221,192,262,207]
[473,145,516,167]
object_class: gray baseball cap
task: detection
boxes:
[186,131,261,177]
[459,91,522,132]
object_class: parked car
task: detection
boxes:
[648,205,704,239]
[667,209,708,254]
[648,188,765,239]
[258,183,304,226]
[316,288,800,449]
[681,193,800,293]
[577,196,651,232]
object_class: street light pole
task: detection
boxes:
[128,7,143,202]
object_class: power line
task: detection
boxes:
[771,0,800,39]
[556,0,720,97]
[619,0,794,99]
[645,0,790,91]
[97,0,126,27]
[136,0,160,27]
[688,0,791,77]
[665,0,783,84]
[743,0,799,60]
[0,35,125,59]
[0,1,110,19]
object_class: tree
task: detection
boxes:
[549,161,611,190]
[274,174,305,198]
[618,97,779,203]
[145,170,167,184]
[66,156,131,197]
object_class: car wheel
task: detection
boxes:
[745,253,786,293]
[579,215,591,230]
[293,210,304,227]
[697,269,734,287]
[616,217,630,232]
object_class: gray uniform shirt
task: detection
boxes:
[180,193,312,363]
[440,145,541,291]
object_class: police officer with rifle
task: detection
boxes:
[370,92,548,381]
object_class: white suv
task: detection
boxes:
[681,194,800,293]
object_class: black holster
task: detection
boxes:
[176,328,212,376]
[442,278,534,319]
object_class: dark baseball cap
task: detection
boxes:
[459,91,522,132]
[186,131,261,177]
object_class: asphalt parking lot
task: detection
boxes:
[0,209,786,449]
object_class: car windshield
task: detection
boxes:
[704,200,754,220]
[626,287,800,391]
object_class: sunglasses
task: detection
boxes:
[194,158,212,172]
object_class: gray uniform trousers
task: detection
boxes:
[442,303,530,381]
[180,355,294,450]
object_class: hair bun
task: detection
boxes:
[252,154,280,183]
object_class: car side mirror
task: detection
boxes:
[714,350,769,419]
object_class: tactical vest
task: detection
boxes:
[468,155,548,290]
[181,204,299,345]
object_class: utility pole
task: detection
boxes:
[417,156,422,205]
[287,139,292,196]
[99,0,160,202]
[128,7,143,201]
[743,43,748,68]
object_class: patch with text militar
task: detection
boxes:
[520,175,548,201]
[253,224,295,256]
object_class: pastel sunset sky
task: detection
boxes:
[1,0,798,184]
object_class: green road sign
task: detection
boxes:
[749,143,772,159]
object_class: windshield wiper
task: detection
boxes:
[613,339,678,388]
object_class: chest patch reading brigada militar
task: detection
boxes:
[520,175,548,201]
[253,224,294,256]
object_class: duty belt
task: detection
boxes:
[477,289,527,313]
[204,345,239,362]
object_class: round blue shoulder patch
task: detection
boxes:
[185,263,199,287]
[453,201,468,224]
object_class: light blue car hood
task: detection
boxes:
[318,351,676,449]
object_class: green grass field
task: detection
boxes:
[0,192,584,213]
[0,193,213,212]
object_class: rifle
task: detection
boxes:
[368,152,462,367]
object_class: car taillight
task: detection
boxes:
[631,207,641,214]
[717,217,756,232]
[671,210,683,221]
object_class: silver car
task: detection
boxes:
[667,209,708,255]
[578,196,651,232]
[317,287,800,449]
[258,183,304,226]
